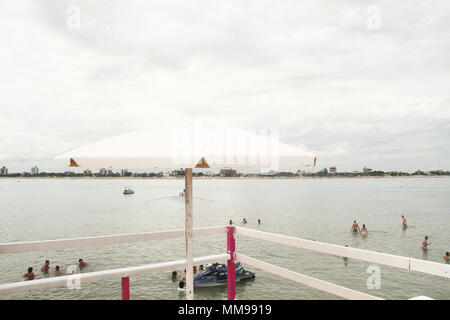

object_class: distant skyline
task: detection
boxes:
[1,1,449,172]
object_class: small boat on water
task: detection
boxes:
[194,262,255,287]
[123,187,135,195]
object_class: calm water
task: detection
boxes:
[0,177,449,300]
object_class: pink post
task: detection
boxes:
[227,226,236,300]
[121,276,130,300]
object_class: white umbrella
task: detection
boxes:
[54,127,316,299]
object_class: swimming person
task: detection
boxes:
[41,260,50,273]
[258,219,261,225]
[178,281,185,290]
[401,215,407,227]
[361,224,368,235]
[443,252,449,262]
[229,220,233,225]
[78,259,89,270]
[23,267,35,280]
[242,218,247,224]
[55,265,64,275]
[351,220,360,233]
[422,236,431,249]
[171,271,178,281]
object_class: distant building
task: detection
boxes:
[31,166,39,175]
[121,169,128,176]
[362,167,372,174]
[99,168,113,176]
[0,166,7,175]
[329,166,337,174]
[220,167,237,177]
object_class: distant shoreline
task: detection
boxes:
[1,175,449,180]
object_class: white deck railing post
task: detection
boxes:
[227,226,236,300]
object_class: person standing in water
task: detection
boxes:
[361,224,368,235]
[258,219,261,225]
[23,267,35,280]
[443,252,449,262]
[180,269,186,281]
[41,260,50,273]
[351,220,360,233]
[422,236,431,249]
[55,265,64,275]
[78,259,89,270]
[401,215,407,227]
[229,220,233,226]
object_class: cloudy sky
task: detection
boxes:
[0,0,449,172]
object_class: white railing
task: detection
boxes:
[0,226,226,254]
[0,253,229,296]
[235,227,450,279]
[236,254,382,300]
[0,226,447,299]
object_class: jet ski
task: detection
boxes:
[194,262,255,287]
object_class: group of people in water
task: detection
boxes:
[350,215,449,262]
[171,264,205,290]
[228,218,261,225]
[23,259,89,280]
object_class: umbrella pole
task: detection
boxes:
[185,168,194,300]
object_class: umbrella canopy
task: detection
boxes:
[54,127,316,169]
[54,127,316,300]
